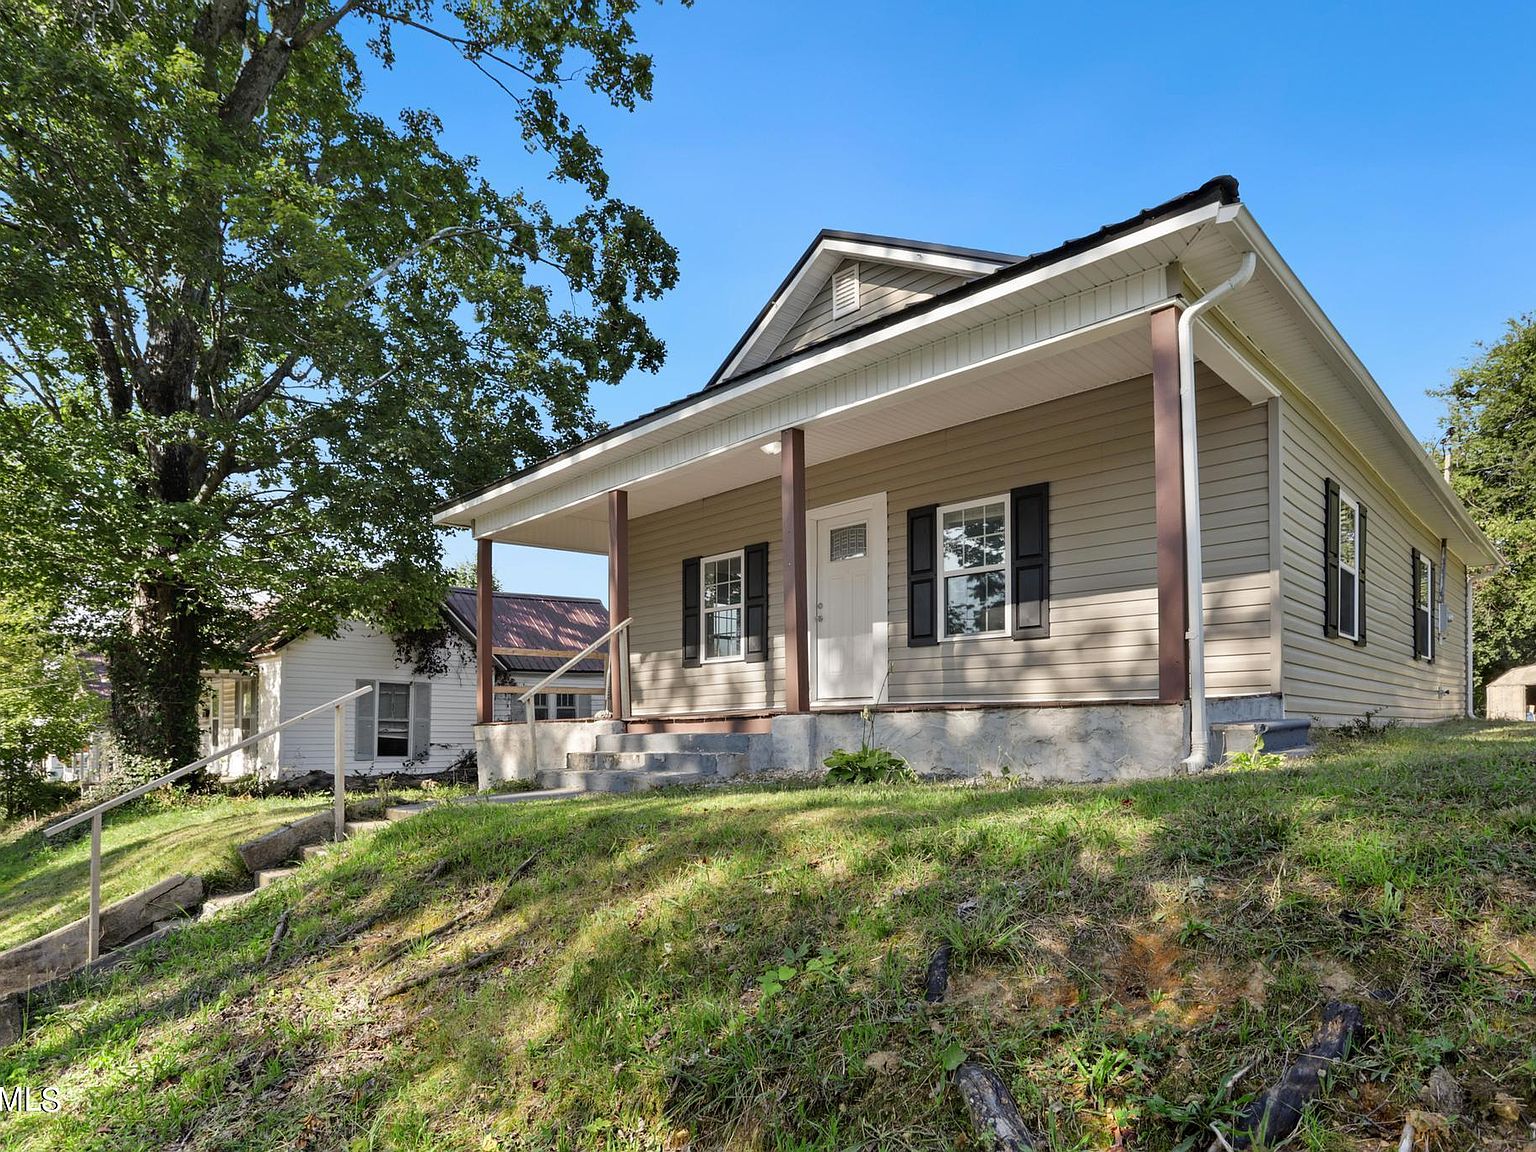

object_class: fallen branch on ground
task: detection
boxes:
[379,943,516,999]
[263,909,291,965]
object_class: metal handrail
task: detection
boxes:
[519,617,631,774]
[42,683,373,963]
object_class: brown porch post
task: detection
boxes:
[781,427,810,713]
[476,536,495,724]
[1150,305,1187,704]
[608,488,629,716]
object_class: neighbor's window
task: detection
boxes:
[701,550,744,661]
[235,679,258,739]
[1415,552,1435,660]
[533,692,578,721]
[939,497,1008,638]
[1336,493,1361,641]
[375,680,411,757]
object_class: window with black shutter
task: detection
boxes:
[1413,548,1434,661]
[1324,479,1366,645]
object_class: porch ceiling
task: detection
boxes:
[488,323,1158,554]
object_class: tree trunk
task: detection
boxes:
[108,581,206,772]
[107,324,209,773]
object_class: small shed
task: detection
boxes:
[1486,665,1536,720]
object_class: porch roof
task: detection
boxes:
[435,179,1496,568]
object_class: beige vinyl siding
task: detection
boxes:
[629,483,784,716]
[768,260,971,362]
[626,368,1273,712]
[1279,396,1469,723]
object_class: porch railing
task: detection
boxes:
[514,616,632,775]
[43,684,374,962]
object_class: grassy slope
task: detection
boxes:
[2,723,1535,1151]
[0,794,327,951]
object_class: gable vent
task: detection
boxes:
[831,262,861,320]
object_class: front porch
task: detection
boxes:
[455,302,1283,786]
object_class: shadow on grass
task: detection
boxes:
[5,722,1536,1150]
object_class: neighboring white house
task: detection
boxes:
[200,589,608,780]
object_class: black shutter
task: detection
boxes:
[743,542,769,663]
[907,505,938,647]
[1355,504,1367,647]
[1011,483,1050,640]
[681,556,701,667]
[1412,547,1427,659]
[1324,479,1341,637]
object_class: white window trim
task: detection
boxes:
[831,261,861,320]
[1417,552,1435,661]
[1336,489,1361,642]
[373,679,413,760]
[700,548,746,664]
[937,494,1011,642]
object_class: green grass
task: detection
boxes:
[3,722,1535,1150]
[0,792,327,951]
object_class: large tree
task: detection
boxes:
[1439,315,1536,697]
[0,0,680,767]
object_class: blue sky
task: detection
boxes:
[363,1,1536,601]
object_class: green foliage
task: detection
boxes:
[1438,315,1536,698]
[822,744,915,785]
[0,596,106,819]
[0,0,684,765]
[1225,734,1286,772]
[1323,707,1399,745]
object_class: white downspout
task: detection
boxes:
[1179,251,1258,771]
[1466,574,1476,718]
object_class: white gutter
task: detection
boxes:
[1179,251,1257,771]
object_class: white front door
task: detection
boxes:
[810,495,885,703]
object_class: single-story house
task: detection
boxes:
[435,177,1497,786]
[200,589,607,780]
[1485,665,1536,721]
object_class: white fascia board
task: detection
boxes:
[716,239,1015,382]
[1216,208,1496,565]
[435,199,1225,529]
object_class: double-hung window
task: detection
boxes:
[375,680,411,757]
[1336,492,1361,641]
[1414,550,1435,661]
[533,692,578,721]
[939,497,1008,638]
[702,550,744,661]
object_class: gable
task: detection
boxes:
[766,259,974,363]
[709,231,1017,386]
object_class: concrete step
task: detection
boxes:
[1211,718,1312,762]
[344,819,392,836]
[534,765,717,794]
[384,803,431,822]
[594,732,752,754]
[254,866,300,889]
[300,842,332,863]
[564,750,747,778]
[199,889,260,920]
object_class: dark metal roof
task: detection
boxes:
[436,176,1240,517]
[440,588,608,676]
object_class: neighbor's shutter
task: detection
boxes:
[1323,479,1341,637]
[682,556,702,667]
[354,679,375,763]
[409,681,431,758]
[1355,504,1367,647]
[1010,483,1050,640]
[743,542,770,663]
[907,504,938,647]
[1412,548,1430,661]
